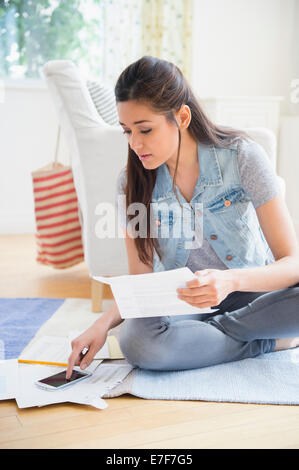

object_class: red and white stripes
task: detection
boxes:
[32,165,84,269]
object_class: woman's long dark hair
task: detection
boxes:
[114,56,250,267]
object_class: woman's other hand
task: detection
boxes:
[66,321,108,379]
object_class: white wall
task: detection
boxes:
[290,0,299,115]
[0,0,298,234]
[191,0,296,115]
[0,82,70,234]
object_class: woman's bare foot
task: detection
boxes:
[274,337,299,352]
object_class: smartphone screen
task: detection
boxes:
[38,369,89,388]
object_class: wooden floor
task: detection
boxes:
[1,234,299,449]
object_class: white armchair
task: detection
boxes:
[42,60,286,312]
[42,60,129,312]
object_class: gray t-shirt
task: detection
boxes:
[115,138,281,272]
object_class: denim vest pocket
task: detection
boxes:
[206,187,249,214]
[205,188,251,234]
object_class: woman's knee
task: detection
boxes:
[119,317,169,370]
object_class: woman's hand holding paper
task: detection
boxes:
[176,269,237,309]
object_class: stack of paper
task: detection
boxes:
[0,334,132,410]
[15,362,133,409]
[18,335,76,367]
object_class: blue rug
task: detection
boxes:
[125,349,299,405]
[0,298,65,359]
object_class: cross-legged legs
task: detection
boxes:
[118,283,299,371]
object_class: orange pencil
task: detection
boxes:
[18,359,68,367]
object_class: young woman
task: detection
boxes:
[67,56,299,378]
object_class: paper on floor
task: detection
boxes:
[0,359,18,400]
[93,267,219,319]
[15,361,133,409]
[15,363,101,409]
[18,334,111,365]
[18,335,72,365]
[49,363,134,406]
[80,363,134,396]
[107,335,124,359]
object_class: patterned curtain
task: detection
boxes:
[97,0,142,87]
[141,0,194,82]
[98,0,194,87]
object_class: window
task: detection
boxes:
[0,0,102,80]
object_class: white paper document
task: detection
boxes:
[84,363,133,394]
[19,335,72,365]
[0,359,18,400]
[19,334,110,364]
[93,267,219,319]
[15,362,133,409]
[15,363,106,409]
[59,363,134,402]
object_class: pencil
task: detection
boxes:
[18,359,68,367]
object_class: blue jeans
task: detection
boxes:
[118,282,299,371]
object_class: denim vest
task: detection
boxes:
[151,139,274,272]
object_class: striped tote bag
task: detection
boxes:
[31,127,84,269]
